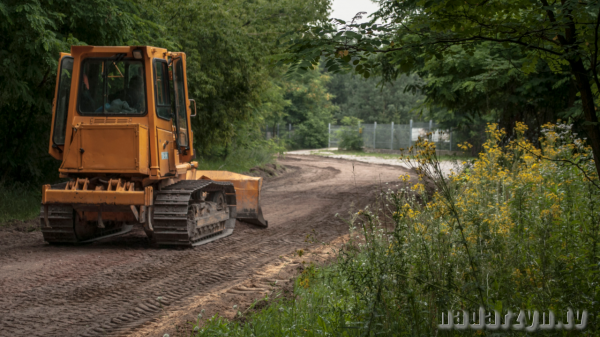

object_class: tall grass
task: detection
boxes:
[196,141,282,173]
[0,184,40,225]
[192,262,358,336]
[194,122,599,336]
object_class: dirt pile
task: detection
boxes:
[246,163,287,179]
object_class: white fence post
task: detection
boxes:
[328,123,331,148]
[288,123,291,139]
[358,121,362,147]
[373,122,377,149]
[429,120,433,143]
[390,122,394,150]
[409,119,413,149]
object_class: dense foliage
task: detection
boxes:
[336,116,364,151]
[0,0,160,184]
[195,122,600,335]
[420,43,577,151]
[153,0,330,155]
[328,73,425,124]
[279,68,338,149]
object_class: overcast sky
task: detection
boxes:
[330,0,380,23]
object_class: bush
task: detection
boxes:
[196,139,283,173]
[293,115,329,149]
[337,127,364,151]
[337,116,364,151]
[0,184,40,225]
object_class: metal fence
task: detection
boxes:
[264,124,294,140]
[329,120,454,151]
[263,120,454,151]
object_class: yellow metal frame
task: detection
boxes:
[44,189,146,206]
[42,183,154,206]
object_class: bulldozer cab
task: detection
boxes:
[48,46,194,179]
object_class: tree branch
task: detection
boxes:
[333,34,565,56]
[592,6,600,94]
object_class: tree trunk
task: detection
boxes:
[570,58,600,178]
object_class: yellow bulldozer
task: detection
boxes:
[40,46,268,246]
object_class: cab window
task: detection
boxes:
[153,60,171,120]
[78,59,146,115]
[173,60,189,147]
[53,57,74,145]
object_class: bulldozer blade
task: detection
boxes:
[237,205,268,228]
[194,171,269,228]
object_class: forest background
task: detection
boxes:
[0,0,591,222]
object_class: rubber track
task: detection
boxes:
[40,204,131,244]
[40,205,77,243]
[152,180,236,246]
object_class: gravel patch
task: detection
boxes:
[286,148,464,176]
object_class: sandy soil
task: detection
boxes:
[287,148,464,176]
[0,155,412,337]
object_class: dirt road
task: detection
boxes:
[0,155,409,337]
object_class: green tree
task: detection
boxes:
[283,69,338,148]
[417,43,577,150]
[151,0,330,155]
[327,73,425,124]
[0,0,162,184]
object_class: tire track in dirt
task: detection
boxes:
[0,155,409,337]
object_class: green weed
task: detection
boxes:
[196,142,281,173]
[0,184,40,225]
[193,262,362,336]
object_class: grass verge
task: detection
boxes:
[196,144,280,173]
[0,184,40,226]
[192,262,358,336]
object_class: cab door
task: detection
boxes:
[171,54,194,162]
[153,59,177,176]
[48,53,74,160]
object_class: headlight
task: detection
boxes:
[132,49,143,60]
